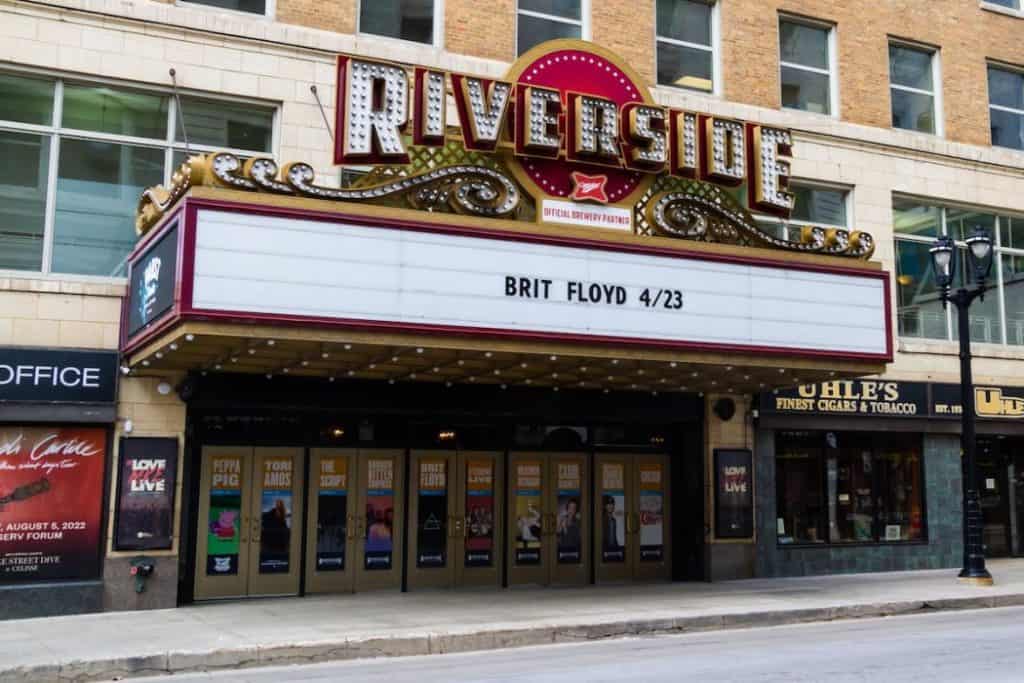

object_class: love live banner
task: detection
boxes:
[0,427,106,581]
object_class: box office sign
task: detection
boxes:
[714,449,753,539]
[0,347,117,404]
[114,438,178,551]
[0,427,106,581]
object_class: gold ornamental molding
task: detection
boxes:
[136,151,875,260]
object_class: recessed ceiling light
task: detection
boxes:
[416,348,424,354]
[550,355,558,361]
[185,334,194,342]
[485,352,493,358]
[369,363,377,369]
[344,344,352,350]
[322,352,330,359]
[267,339,275,346]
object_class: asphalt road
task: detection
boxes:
[127,606,1024,683]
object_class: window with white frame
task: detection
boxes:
[755,184,849,242]
[0,72,275,278]
[779,18,835,115]
[989,65,1024,150]
[517,0,584,56]
[184,0,268,15]
[893,199,1024,345]
[889,42,939,135]
[983,0,1021,10]
[359,0,436,45]
[655,0,717,93]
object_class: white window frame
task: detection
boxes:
[515,0,591,56]
[980,0,1023,19]
[356,0,444,48]
[778,15,839,119]
[988,62,1024,151]
[0,67,279,283]
[893,199,1024,346]
[654,0,722,96]
[177,0,276,21]
[888,39,943,137]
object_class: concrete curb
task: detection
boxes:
[4,593,1024,682]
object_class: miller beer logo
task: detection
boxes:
[334,39,795,215]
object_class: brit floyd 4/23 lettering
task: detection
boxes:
[504,276,683,310]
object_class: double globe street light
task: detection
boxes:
[929,225,994,585]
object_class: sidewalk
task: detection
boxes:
[4,559,1024,683]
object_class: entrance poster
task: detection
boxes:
[315,456,347,572]
[114,438,178,551]
[365,459,394,570]
[714,449,754,539]
[555,462,582,564]
[417,459,448,568]
[601,463,626,563]
[465,460,494,567]
[258,456,293,574]
[206,455,242,576]
[0,427,106,582]
[638,464,664,562]
[514,462,542,565]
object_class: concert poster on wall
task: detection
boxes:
[114,437,178,551]
[714,449,754,539]
[0,427,107,581]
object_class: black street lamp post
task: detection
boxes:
[929,226,994,586]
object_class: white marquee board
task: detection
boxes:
[190,209,889,358]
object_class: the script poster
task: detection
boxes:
[206,455,242,575]
[417,459,447,568]
[465,460,494,567]
[638,463,664,562]
[514,462,542,565]
[364,459,394,570]
[315,455,347,572]
[600,463,626,563]
[555,461,582,564]
[115,438,178,551]
[0,427,106,581]
[259,456,294,574]
[715,449,754,539]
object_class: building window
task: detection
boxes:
[983,0,1021,10]
[755,183,849,242]
[656,0,718,93]
[989,65,1024,150]
[182,0,268,16]
[0,72,275,278]
[359,0,436,45]
[889,43,939,135]
[776,431,925,545]
[893,199,1024,345]
[779,18,835,116]
[517,0,585,56]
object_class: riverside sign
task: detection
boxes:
[334,40,796,217]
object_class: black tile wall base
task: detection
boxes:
[0,580,104,621]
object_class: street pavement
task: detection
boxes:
[124,606,1024,682]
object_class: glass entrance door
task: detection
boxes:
[507,452,589,587]
[305,449,356,594]
[594,454,671,583]
[353,450,405,591]
[194,446,304,600]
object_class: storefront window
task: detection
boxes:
[1004,253,1024,345]
[656,0,716,93]
[517,0,583,55]
[776,431,925,545]
[359,0,435,45]
[0,71,276,277]
[894,199,1021,345]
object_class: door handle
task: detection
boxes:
[240,515,248,543]
[252,517,261,543]
[346,514,357,541]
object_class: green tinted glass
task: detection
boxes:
[791,187,846,226]
[176,97,274,152]
[0,73,55,125]
[0,130,49,271]
[62,83,168,138]
[892,199,941,237]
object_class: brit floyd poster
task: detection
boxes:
[115,438,178,551]
[0,427,106,581]
[416,459,447,568]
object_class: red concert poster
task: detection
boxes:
[0,427,107,581]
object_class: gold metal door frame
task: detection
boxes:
[407,450,457,590]
[548,453,589,586]
[353,449,406,591]
[455,451,503,588]
[305,449,358,594]
[247,447,304,597]
[594,455,632,583]
[194,446,253,600]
